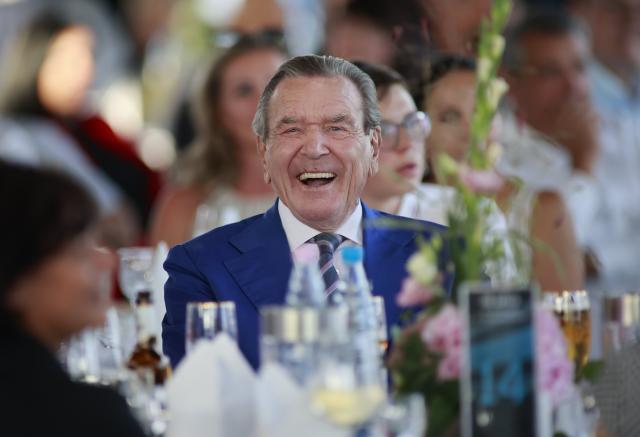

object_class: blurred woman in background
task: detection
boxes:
[359,60,515,283]
[0,11,161,247]
[0,160,146,437]
[423,55,584,290]
[150,33,287,247]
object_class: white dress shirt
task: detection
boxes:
[278,199,363,276]
[496,108,600,249]
[585,61,640,282]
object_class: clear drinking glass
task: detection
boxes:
[372,296,388,355]
[185,301,238,353]
[310,305,385,430]
[547,290,592,374]
[117,247,154,303]
[375,393,427,437]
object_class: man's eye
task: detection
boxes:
[329,126,346,132]
[282,127,301,135]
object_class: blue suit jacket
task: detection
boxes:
[162,201,450,370]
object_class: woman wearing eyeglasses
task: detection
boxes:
[358,61,454,224]
[358,60,516,283]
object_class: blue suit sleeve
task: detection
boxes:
[162,244,216,368]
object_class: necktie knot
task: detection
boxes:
[310,233,344,295]
[312,232,344,255]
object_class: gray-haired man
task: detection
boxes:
[162,55,451,369]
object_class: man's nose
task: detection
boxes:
[563,70,589,98]
[301,127,330,157]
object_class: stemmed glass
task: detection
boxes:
[548,290,592,374]
[117,247,154,303]
[185,301,238,353]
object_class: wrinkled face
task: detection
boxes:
[219,48,285,150]
[579,0,640,72]
[507,33,590,134]
[258,76,380,231]
[8,231,114,344]
[38,26,95,117]
[426,70,476,164]
[365,84,426,198]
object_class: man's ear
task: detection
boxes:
[368,126,381,175]
[256,135,271,184]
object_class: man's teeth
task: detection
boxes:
[298,172,336,181]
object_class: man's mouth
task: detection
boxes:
[297,172,337,187]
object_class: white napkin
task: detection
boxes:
[166,334,257,437]
[257,363,349,437]
[151,242,169,350]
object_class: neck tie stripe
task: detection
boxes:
[310,232,344,295]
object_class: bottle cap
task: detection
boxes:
[341,246,363,264]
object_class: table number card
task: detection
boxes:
[460,283,537,437]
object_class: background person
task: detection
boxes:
[150,33,287,247]
[0,160,146,437]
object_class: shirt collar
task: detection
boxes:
[278,199,363,251]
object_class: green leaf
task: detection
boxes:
[577,360,605,383]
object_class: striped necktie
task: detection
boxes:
[311,233,344,294]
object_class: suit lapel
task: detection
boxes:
[224,201,292,311]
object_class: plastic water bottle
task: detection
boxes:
[285,243,325,308]
[340,247,381,385]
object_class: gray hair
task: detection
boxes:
[252,55,381,141]
[503,9,589,73]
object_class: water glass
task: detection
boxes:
[260,305,321,385]
[117,247,154,303]
[185,301,238,353]
[374,394,427,437]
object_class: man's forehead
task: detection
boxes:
[268,76,364,124]
[522,32,589,62]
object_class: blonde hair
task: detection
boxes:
[173,33,287,189]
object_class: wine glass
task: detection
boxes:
[117,247,154,303]
[548,290,591,374]
[185,301,238,353]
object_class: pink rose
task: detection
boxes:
[421,305,462,354]
[437,348,461,381]
[459,165,505,195]
[535,306,575,406]
[396,277,436,307]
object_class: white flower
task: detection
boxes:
[407,251,438,286]
[486,78,509,111]
[486,141,503,166]
[488,35,505,59]
[436,153,459,176]
[477,57,492,83]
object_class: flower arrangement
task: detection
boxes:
[387,0,576,435]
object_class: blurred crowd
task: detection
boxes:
[1,0,640,293]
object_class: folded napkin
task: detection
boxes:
[257,363,349,437]
[166,334,350,437]
[166,334,257,437]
